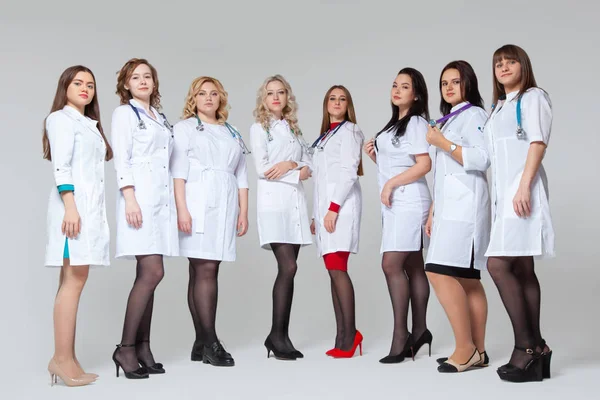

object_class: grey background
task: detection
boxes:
[1,0,598,398]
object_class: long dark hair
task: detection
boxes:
[439,60,484,117]
[492,44,539,105]
[320,85,363,176]
[43,65,113,161]
[377,67,429,139]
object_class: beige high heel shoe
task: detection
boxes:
[48,358,95,387]
[75,359,99,379]
[437,349,482,373]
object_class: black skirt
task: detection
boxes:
[425,262,481,280]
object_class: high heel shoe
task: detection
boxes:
[136,340,165,374]
[326,348,337,356]
[540,339,552,379]
[291,350,304,359]
[48,358,95,387]
[112,344,149,379]
[331,330,363,358]
[264,337,297,360]
[410,329,433,359]
[379,334,413,364]
[437,351,489,367]
[438,349,481,373]
[497,347,543,383]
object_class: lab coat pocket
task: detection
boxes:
[132,164,153,205]
[443,174,475,222]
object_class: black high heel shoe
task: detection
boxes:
[379,334,413,364]
[136,340,165,374]
[410,329,433,359]
[264,337,297,361]
[540,339,552,379]
[497,347,543,383]
[291,350,304,359]
[112,344,149,379]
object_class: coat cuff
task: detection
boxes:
[328,202,341,213]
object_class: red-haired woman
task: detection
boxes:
[111,58,178,379]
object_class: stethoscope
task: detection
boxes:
[129,103,173,133]
[478,95,526,140]
[308,120,347,155]
[195,115,251,155]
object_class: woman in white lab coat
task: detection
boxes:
[484,44,554,383]
[311,85,364,358]
[424,60,490,373]
[250,75,312,360]
[111,58,178,379]
[171,76,249,367]
[363,68,432,364]
[43,65,112,386]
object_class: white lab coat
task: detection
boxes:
[171,118,249,261]
[249,119,312,249]
[45,106,110,267]
[484,88,555,258]
[426,104,491,269]
[312,122,364,257]
[375,116,432,253]
[111,99,179,259]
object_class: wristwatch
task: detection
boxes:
[449,143,457,154]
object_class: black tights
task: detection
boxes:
[330,269,357,350]
[116,255,164,372]
[381,251,430,355]
[266,243,300,352]
[488,256,544,369]
[187,258,221,347]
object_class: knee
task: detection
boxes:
[381,259,401,278]
[64,267,89,291]
[425,271,440,285]
[281,262,298,278]
[141,267,165,287]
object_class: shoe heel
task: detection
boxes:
[266,348,271,359]
[359,343,363,356]
[543,351,552,379]
[114,362,120,378]
[50,372,55,386]
[428,342,432,357]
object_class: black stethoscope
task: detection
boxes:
[194,115,251,155]
[308,120,347,155]
[128,103,173,133]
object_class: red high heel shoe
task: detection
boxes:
[331,331,363,358]
[326,348,337,356]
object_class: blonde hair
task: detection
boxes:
[253,75,300,134]
[182,76,229,123]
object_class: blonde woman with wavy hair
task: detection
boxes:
[249,74,312,360]
[171,76,249,367]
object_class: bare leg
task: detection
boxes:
[52,260,89,378]
[427,272,475,363]
[458,278,488,353]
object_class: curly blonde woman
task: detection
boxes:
[171,76,249,367]
[250,75,312,360]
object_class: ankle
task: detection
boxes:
[52,355,75,364]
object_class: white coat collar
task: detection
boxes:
[450,101,469,113]
[505,90,519,102]
[129,99,162,123]
[62,105,98,126]
[270,117,289,129]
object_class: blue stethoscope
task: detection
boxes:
[478,95,526,139]
[195,115,251,155]
[129,103,173,132]
[307,120,347,155]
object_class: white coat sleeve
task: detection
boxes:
[171,122,190,180]
[235,153,249,189]
[249,123,299,184]
[406,117,430,155]
[111,106,136,188]
[462,111,491,172]
[331,124,364,206]
[47,112,75,186]
[522,88,552,146]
